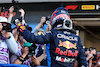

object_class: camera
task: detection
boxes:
[23,42,37,57]
[43,16,51,25]
[13,17,32,32]
[28,43,37,57]
[12,0,20,12]
[2,23,12,32]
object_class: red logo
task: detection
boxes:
[55,47,79,57]
[65,5,78,10]
[0,11,16,18]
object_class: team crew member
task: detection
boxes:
[17,7,87,67]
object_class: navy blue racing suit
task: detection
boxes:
[19,29,87,67]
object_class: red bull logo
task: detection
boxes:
[55,47,79,57]
[58,40,77,49]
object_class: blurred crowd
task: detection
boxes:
[0,6,51,67]
[74,47,100,67]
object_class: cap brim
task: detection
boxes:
[0,22,11,25]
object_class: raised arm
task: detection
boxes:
[36,16,46,30]
[7,6,14,23]
[46,23,51,32]
[32,16,46,33]
[13,47,29,64]
[19,9,25,25]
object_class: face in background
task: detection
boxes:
[12,28,19,36]
[91,49,96,55]
[98,57,100,65]
[0,23,3,31]
[85,50,90,55]
[98,58,100,62]
[12,28,18,34]
[21,46,29,55]
[41,16,46,22]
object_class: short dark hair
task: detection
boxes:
[84,48,89,52]
[89,47,96,51]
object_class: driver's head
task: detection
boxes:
[51,7,72,30]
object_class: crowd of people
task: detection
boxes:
[0,5,99,67]
[84,47,100,67]
[73,47,100,67]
